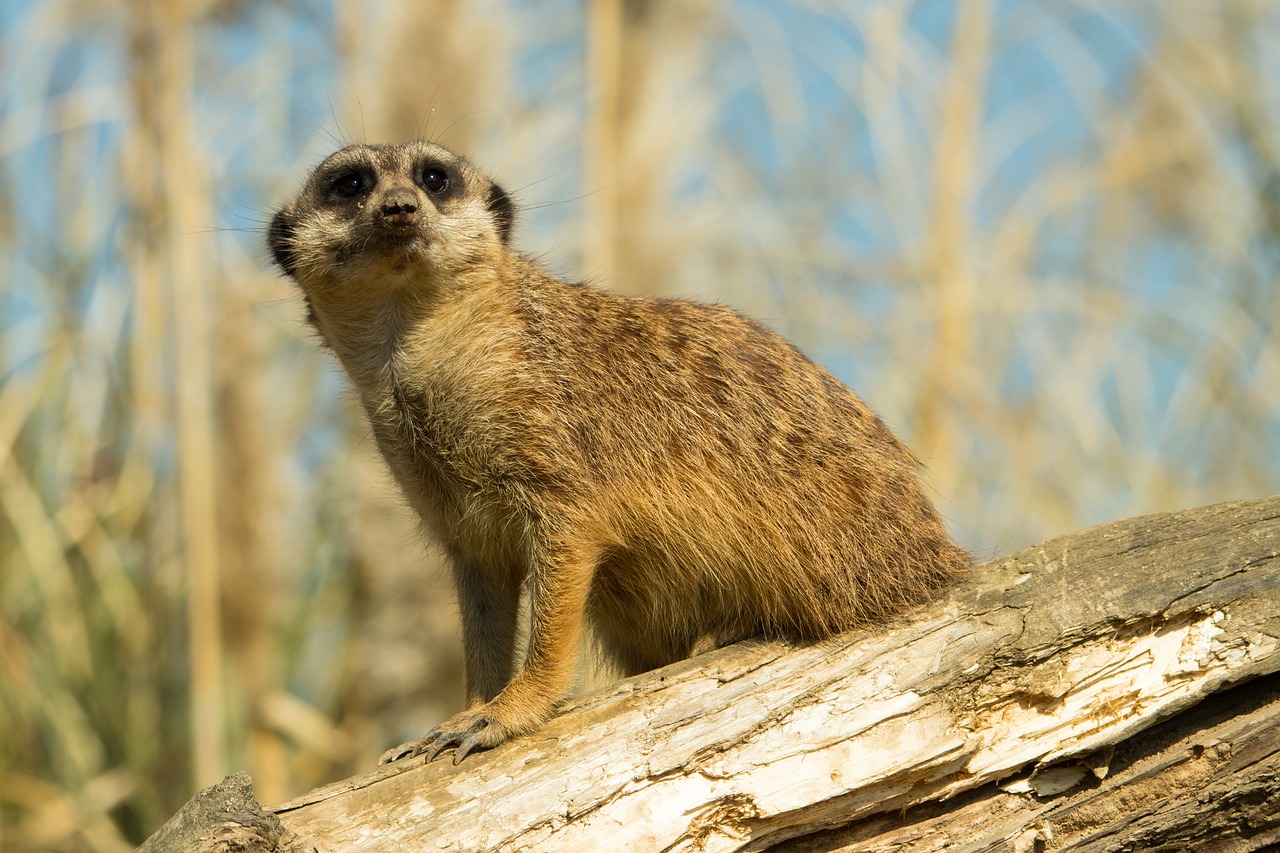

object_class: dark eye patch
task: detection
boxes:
[327,171,367,199]
[420,164,450,195]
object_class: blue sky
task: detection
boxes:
[2,0,1278,550]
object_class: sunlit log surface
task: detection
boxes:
[142,495,1280,852]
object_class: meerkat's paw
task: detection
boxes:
[379,704,529,765]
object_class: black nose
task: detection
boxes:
[380,189,418,225]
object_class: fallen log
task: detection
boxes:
[142,494,1280,852]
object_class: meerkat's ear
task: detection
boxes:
[267,208,298,276]
[486,181,515,244]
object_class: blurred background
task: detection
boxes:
[2,0,1278,848]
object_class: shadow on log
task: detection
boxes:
[141,495,1280,852]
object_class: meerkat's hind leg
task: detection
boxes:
[689,633,723,657]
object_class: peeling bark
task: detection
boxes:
[786,674,1280,852]
[141,495,1280,852]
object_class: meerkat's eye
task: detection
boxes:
[421,167,449,194]
[329,172,366,199]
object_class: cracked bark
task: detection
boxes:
[142,495,1280,852]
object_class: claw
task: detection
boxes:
[378,740,418,765]
[421,728,452,763]
[454,723,490,764]
[380,714,497,766]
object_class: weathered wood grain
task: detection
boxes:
[784,673,1280,851]
[139,495,1280,852]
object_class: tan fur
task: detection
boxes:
[268,141,970,763]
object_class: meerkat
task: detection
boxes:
[268,140,969,765]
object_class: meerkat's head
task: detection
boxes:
[268,141,514,293]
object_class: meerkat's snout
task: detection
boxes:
[378,187,419,228]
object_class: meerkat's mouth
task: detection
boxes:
[329,228,427,275]
[383,210,415,228]
[362,224,424,251]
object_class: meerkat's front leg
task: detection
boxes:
[379,554,523,764]
[384,538,598,764]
